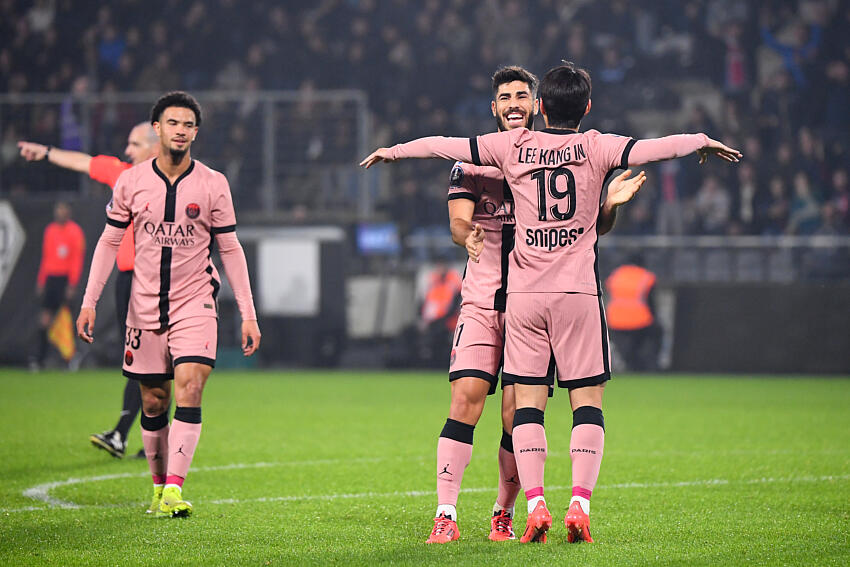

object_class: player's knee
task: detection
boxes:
[141,396,167,416]
[449,389,485,423]
[141,388,169,415]
[179,379,205,405]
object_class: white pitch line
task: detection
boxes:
[14,456,400,511]
[5,469,848,515]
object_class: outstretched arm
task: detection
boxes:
[216,231,260,356]
[597,170,647,235]
[361,137,475,168]
[628,134,741,166]
[77,224,124,342]
[18,141,93,174]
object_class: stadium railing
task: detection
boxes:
[0,90,372,219]
[403,232,850,283]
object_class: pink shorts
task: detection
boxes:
[503,292,610,390]
[449,304,505,394]
[449,304,555,395]
[122,316,218,381]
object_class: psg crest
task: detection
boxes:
[449,164,464,187]
[186,203,201,219]
[124,350,134,366]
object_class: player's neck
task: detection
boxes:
[155,152,192,182]
[542,116,580,132]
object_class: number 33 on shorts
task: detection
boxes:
[126,328,142,349]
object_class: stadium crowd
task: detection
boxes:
[1,0,848,237]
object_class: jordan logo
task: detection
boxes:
[176,445,186,456]
[506,475,518,485]
[439,464,452,476]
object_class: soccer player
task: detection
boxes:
[429,65,637,544]
[362,62,740,543]
[76,91,261,517]
[19,124,160,458]
[31,202,85,369]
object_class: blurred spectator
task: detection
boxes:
[732,162,761,233]
[828,168,849,230]
[760,174,790,235]
[787,171,821,235]
[694,174,732,235]
[760,14,822,89]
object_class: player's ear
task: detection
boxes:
[585,99,592,116]
[491,100,497,117]
[153,122,161,137]
[533,98,540,115]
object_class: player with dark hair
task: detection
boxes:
[77,91,261,517]
[428,65,639,544]
[19,124,160,458]
[362,61,740,544]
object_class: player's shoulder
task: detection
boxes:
[120,157,154,180]
[111,158,145,191]
[449,161,502,194]
[507,127,534,146]
[583,129,631,144]
[191,159,229,186]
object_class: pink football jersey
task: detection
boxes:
[106,158,236,329]
[390,129,708,295]
[448,161,514,311]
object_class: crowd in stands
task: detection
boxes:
[1,0,848,237]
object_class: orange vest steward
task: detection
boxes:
[605,265,656,331]
[422,269,462,328]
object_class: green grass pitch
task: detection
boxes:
[1,369,848,566]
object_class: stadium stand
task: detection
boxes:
[0,0,847,239]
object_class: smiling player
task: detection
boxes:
[362,61,740,543]
[77,91,261,517]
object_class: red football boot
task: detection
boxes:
[519,500,552,543]
[426,513,460,544]
[488,509,516,541]
[564,500,594,543]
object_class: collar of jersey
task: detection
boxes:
[152,158,196,190]
[540,127,579,135]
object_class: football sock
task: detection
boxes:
[527,495,546,515]
[570,406,605,515]
[496,430,521,510]
[435,418,474,516]
[114,378,142,442]
[512,407,547,513]
[166,406,202,488]
[435,504,457,520]
[140,410,169,485]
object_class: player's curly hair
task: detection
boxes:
[492,66,539,98]
[539,61,591,129]
[150,91,202,127]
